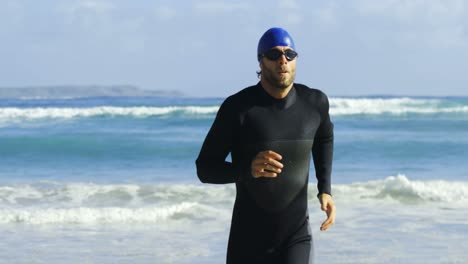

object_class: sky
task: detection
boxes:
[1,0,467,97]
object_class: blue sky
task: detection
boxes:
[1,0,467,97]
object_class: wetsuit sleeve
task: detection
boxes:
[196,98,239,184]
[312,93,334,196]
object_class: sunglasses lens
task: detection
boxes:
[264,49,298,61]
[285,50,298,60]
[264,49,283,60]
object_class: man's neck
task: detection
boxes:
[260,80,293,99]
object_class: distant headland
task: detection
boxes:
[0,85,183,99]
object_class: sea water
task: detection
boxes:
[0,95,467,263]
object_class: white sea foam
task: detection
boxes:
[329,97,468,115]
[0,98,467,122]
[0,182,236,207]
[0,106,220,120]
[332,174,468,204]
[0,176,467,225]
[0,203,202,224]
[1,178,468,264]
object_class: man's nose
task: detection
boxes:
[278,54,288,64]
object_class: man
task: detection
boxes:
[196,27,335,264]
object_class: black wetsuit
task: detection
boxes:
[196,83,334,264]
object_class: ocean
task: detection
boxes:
[0,94,467,263]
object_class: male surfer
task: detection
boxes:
[196,27,335,264]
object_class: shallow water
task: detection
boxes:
[0,95,467,263]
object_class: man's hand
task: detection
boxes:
[251,150,283,178]
[319,193,336,231]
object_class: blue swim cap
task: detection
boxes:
[257,27,295,61]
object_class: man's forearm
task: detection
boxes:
[196,157,238,184]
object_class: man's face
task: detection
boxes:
[260,46,297,90]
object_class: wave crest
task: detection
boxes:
[1,177,467,224]
[0,106,219,120]
[330,97,468,115]
[332,175,468,204]
[1,97,467,122]
[0,203,201,224]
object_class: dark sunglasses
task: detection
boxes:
[262,49,298,61]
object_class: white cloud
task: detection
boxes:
[155,6,177,21]
[357,0,465,26]
[398,24,466,49]
[0,1,24,33]
[284,14,303,26]
[58,0,116,31]
[53,1,149,54]
[355,0,467,48]
[59,0,115,20]
[355,0,398,15]
[304,1,339,31]
[1,0,22,11]
[279,0,299,9]
[193,1,250,13]
[315,3,338,29]
[77,0,115,13]
[278,0,303,26]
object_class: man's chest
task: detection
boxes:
[239,104,321,143]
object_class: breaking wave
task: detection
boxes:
[1,175,467,224]
[1,97,467,123]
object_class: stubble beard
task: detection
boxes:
[263,65,296,91]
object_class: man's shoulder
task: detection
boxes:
[294,83,329,102]
[218,84,258,111]
[223,84,258,104]
[230,84,258,98]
